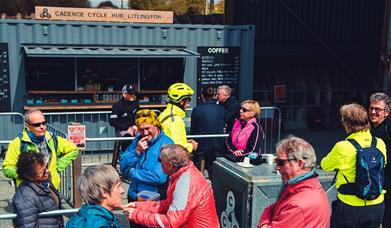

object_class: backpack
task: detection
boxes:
[338,137,385,200]
[18,131,58,153]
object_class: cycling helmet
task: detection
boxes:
[167,83,194,103]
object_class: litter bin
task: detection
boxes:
[212,157,336,228]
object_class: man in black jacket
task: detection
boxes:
[109,84,139,152]
[216,85,240,132]
[191,86,225,176]
[368,92,391,228]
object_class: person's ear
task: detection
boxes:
[101,191,110,200]
[385,111,390,118]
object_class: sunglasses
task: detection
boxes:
[136,110,154,118]
[240,107,251,112]
[275,158,296,166]
[27,121,47,127]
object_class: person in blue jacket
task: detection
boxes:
[66,164,123,228]
[120,109,173,202]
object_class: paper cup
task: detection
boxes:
[243,157,250,166]
[264,154,275,164]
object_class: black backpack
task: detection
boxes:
[338,137,385,200]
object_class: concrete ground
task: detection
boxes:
[0,126,346,227]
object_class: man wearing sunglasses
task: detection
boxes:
[120,109,173,227]
[2,109,78,190]
[368,92,391,228]
[258,136,330,228]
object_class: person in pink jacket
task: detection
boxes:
[258,136,330,228]
[123,144,220,228]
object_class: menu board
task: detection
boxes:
[0,43,10,111]
[197,47,240,104]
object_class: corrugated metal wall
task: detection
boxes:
[227,0,384,52]
[0,20,255,112]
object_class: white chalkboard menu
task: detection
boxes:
[197,47,240,104]
[0,43,10,112]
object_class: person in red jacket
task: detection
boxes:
[258,136,330,228]
[123,144,220,228]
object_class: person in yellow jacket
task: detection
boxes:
[321,103,387,228]
[3,109,79,189]
[158,83,198,153]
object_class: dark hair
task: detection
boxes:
[97,1,118,9]
[201,86,214,100]
[16,152,47,181]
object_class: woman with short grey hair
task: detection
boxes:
[66,165,123,228]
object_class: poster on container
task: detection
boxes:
[197,47,240,105]
[67,124,86,150]
[274,85,286,103]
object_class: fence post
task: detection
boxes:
[72,154,82,208]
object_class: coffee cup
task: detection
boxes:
[243,157,250,166]
[263,154,275,164]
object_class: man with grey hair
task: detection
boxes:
[3,109,78,189]
[368,92,391,227]
[123,144,219,227]
[258,136,330,228]
[216,85,240,132]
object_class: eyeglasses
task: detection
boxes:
[27,121,47,127]
[240,107,251,112]
[369,107,386,114]
[275,158,297,166]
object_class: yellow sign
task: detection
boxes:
[35,6,173,24]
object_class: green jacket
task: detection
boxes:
[2,129,78,189]
[158,103,193,153]
[321,130,387,206]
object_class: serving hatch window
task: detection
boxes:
[25,57,185,92]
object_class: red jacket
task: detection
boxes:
[132,161,220,228]
[258,174,330,228]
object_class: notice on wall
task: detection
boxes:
[35,6,173,24]
[197,47,240,105]
[68,124,86,150]
[0,43,10,112]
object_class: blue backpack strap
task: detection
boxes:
[18,131,27,153]
[49,131,58,151]
[371,137,377,148]
[346,138,362,151]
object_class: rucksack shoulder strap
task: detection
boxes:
[371,137,377,148]
[160,114,177,124]
[18,131,27,153]
[49,131,58,151]
[346,138,362,151]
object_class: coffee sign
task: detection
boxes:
[35,6,173,24]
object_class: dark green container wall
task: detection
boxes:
[227,0,384,54]
[0,20,255,112]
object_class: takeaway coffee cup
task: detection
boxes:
[263,154,275,164]
[243,157,251,166]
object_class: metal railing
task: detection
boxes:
[0,107,281,216]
